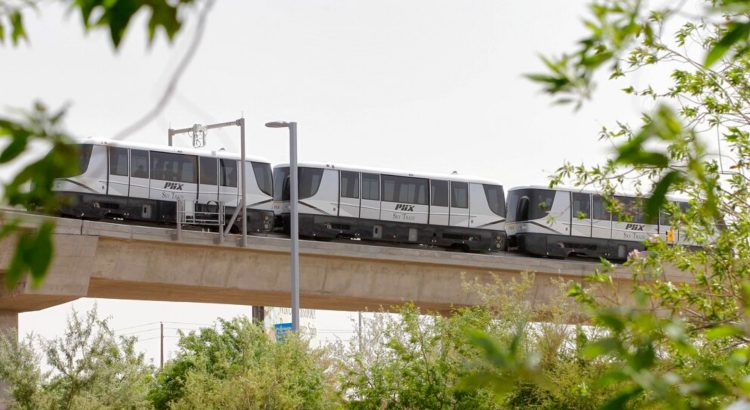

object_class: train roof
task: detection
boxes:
[73,138,272,163]
[508,185,689,202]
[273,162,505,186]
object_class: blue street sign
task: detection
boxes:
[274,322,293,342]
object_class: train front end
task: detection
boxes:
[52,143,110,218]
[505,187,570,257]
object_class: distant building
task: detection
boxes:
[263,307,317,341]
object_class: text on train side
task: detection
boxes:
[163,182,184,190]
[395,204,415,211]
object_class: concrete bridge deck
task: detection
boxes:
[0,210,692,328]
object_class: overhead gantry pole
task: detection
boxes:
[168,118,248,247]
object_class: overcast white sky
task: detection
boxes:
[2,0,647,364]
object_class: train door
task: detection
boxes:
[611,196,655,243]
[198,157,219,204]
[571,192,592,237]
[108,146,129,196]
[380,175,429,224]
[219,159,239,208]
[149,151,198,202]
[677,202,690,244]
[129,149,149,199]
[360,173,380,220]
[449,181,469,227]
[339,171,360,218]
[659,208,675,244]
[659,202,689,244]
[430,180,449,225]
[592,195,612,239]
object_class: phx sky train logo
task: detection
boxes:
[395,204,415,212]
[625,223,644,231]
[163,182,184,190]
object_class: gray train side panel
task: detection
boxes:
[468,183,505,230]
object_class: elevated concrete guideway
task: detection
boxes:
[0,211,692,328]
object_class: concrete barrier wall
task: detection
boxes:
[0,211,692,317]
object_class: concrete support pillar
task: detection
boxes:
[0,310,17,335]
[252,306,264,324]
[0,310,17,410]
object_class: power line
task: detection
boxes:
[114,321,160,332]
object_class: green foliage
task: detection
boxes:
[525,0,750,407]
[0,307,154,409]
[0,331,43,409]
[0,1,32,45]
[334,275,617,409]
[150,317,339,410]
[72,0,196,48]
[0,0,196,289]
[334,306,500,409]
[0,103,78,289]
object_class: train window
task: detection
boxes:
[659,208,672,226]
[220,159,237,187]
[572,192,590,219]
[109,147,128,176]
[505,190,521,222]
[362,173,380,200]
[340,171,360,199]
[612,196,629,221]
[382,175,428,205]
[431,180,449,207]
[299,168,324,199]
[661,201,689,225]
[182,156,197,184]
[530,190,554,220]
[483,184,505,216]
[613,196,645,223]
[78,144,93,175]
[274,167,289,200]
[252,162,273,196]
[592,195,611,220]
[151,151,196,183]
[131,150,149,179]
[382,177,395,202]
[507,189,555,221]
[451,182,468,209]
[200,157,218,185]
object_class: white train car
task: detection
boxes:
[505,186,689,259]
[272,163,507,252]
[53,139,274,232]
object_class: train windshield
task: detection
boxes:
[273,167,324,201]
[251,162,273,196]
[483,184,506,217]
[61,144,93,177]
[274,167,289,201]
[506,189,555,222]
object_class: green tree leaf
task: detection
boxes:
[705,21,750,67]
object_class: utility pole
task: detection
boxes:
[160,322,164,370]
[358,311,363,353]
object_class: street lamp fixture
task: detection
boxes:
[265,121,300,332]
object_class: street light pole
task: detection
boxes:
[265,121,300,332]
[288,122,300,332]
